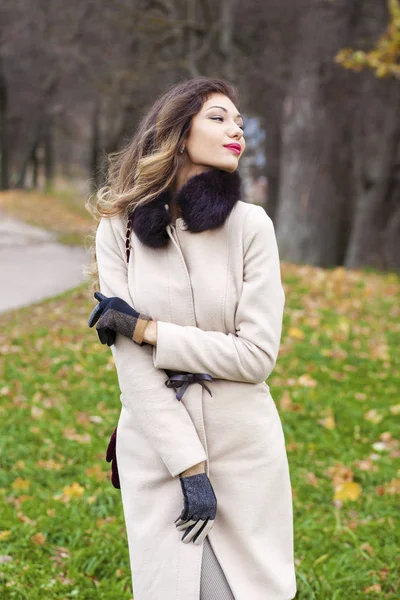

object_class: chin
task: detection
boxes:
[193,160,239,174]
[214,162,239,173]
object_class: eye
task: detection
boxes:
[210,116,245,132]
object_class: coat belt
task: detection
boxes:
[164,370,213,401]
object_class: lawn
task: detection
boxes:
[0,264,399,599]
[0,183,94,247]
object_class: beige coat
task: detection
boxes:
[95,200,297,600]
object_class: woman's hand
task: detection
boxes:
[175,471,217,545]
[88,291,152,346]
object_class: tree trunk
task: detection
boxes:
[220,0,238,82]
[90,101,101,194]
[263,108,282,223]
[383,196,400,271]
[275,0,355,267]
[43,114,54,191]
[345,78,400,270]
[16,122,42,189]
[31,140,39,188]
[0,58,9,190]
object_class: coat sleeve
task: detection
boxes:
[95,215,207,478]
[152,205,285,385]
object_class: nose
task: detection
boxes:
[229,124,243,140]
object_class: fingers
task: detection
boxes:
[88,292,108,327]
[88,303,104,327]
[106,329,116,346]
[97,327,109,345]
[174,513,189,527]
[175,518,197,531]
[97,327,116,346]
[174,515,215,544]
[181,519,205,543]
[193,519,214,545]
[94,291,107,302]
[181,518,214,544]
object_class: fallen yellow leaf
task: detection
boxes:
[298,374,318,387]
[334,481,362,502]
[384,478,400,495]
[305,472,319,487]
[279,390,304,412]
[31,406,44,419]
[0,530,11,541]
[364,409,383,424]
[17,512,36,526]
[319,415,336,430]
[62,428,91,444]
[36,459,63,471]
[96,516,117,528]
[288,327,305,340]
[326,463,355,487]
[363,583,381,593]
[12,478,30,491]
[31,532,46,545]
[85,464,107,481]
[360,542,374,556]
[62,482,84,499]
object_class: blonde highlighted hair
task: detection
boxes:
[84,76,238,296]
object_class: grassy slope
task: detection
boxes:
[0,261,399,599]
[0,187,94,247]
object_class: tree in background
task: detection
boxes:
[0,0,399,272]
[335,0,400,79]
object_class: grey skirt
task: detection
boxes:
[200,537,235,600]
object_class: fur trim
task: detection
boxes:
[129,168,242,248]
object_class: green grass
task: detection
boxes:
[0,265,399,599]
[0,184,94,248]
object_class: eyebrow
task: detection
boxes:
[205,105,243,122]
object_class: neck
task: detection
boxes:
[172,164,214,195]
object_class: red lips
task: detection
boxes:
[224,143,241,155]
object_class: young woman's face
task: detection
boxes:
[184,93,246,173]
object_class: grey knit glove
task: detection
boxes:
[175,473,217,545]
[88,292,151,346]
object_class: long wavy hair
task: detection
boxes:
[84,76,239,296]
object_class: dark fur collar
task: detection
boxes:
[129,168,242,248]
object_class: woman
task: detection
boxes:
[85,76,297,600]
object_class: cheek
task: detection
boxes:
[187,122,220,155]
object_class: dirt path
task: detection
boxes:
[0,211,90,314]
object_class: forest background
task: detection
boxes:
[1,0,399,270]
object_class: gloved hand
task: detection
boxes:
[88,291,151,346]
[175,473,217,545]
[106,427,120,489]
